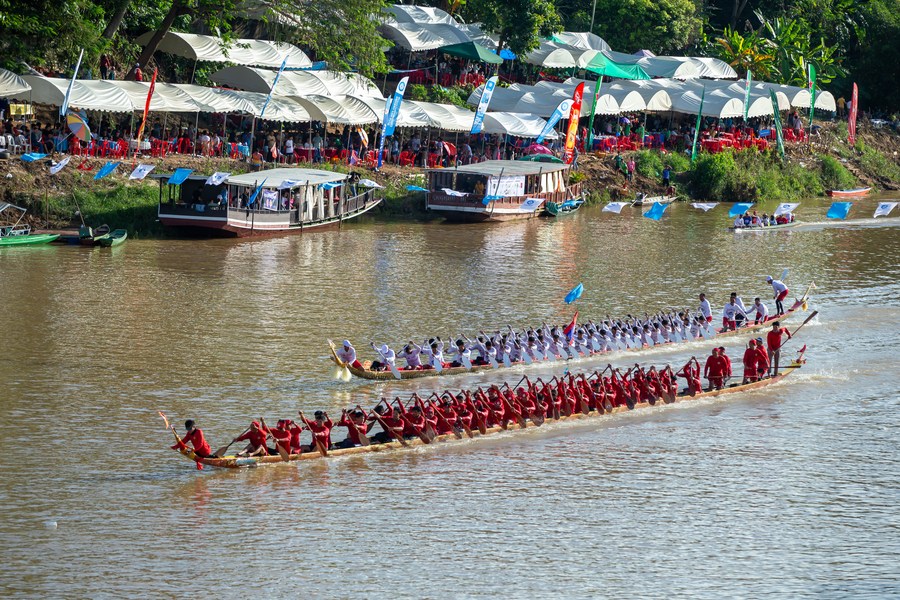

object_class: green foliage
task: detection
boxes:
[855,141,900,184]
[714,27,774,79]
[818,155,857,190]
[0,0,105,71]
[688,149,827,201]
[634,150,662,178]
[690,151,738,199]
[464,0,562,56]
[665,151,691,173]
[569,171,586,184]
[407,84,473,109]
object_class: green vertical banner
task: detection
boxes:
[690,87,706,162]
[743,69,752,121]
[807,62,817,129]
[585,78,603,152]
[769,89,785,159]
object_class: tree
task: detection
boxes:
[463,0,562,56]
[714,27,774,78]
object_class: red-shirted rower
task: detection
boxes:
[172,420,212,457]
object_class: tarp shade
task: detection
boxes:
[583,53,650,80]
[134,31,312,68]
[440,41,503,64]
[14,76,136,112]
[209,66,381,98]
[379,22,471,51]
[384,4,458,24]
[0,68,31,97]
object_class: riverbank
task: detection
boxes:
[2,121,896,237]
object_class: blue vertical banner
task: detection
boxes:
[260,57,287,120]
[470,76,499,134]
[378,76,409,168]
[536,99,573,144]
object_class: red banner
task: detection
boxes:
[136,68,157,144]
[562,82,584,165]
[848,82,858,146]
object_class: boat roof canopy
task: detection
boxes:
[226,168,348,188]
[430,159,569,177]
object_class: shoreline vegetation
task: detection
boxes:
[2,121,897,238]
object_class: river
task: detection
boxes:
[1,196,898,597]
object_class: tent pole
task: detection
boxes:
[129,111,135,158]
[222,113,227,158]
[250,116,256,159]
[193,111,199,156]
[163,112,168,141]
[190,59,198,85]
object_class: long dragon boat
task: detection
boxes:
[172,358,805,469]
[329,283,815,381]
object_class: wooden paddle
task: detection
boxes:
[430,401,463,439]
[789,310,818,338]
[260,417,290,462]
[298,411,328,457]
[213,426,251,459]
[343,407,371,447]
[372,411,409,447]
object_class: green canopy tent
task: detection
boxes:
[439,41,504,65]
[583,54,650,80]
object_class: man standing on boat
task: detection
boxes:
[766,275,790,316]
[171,420,212,458]
[742,340,759,383]
[337,340,363,369]
[704,348,727,390]
[699,293,713,324]
[766,321,792,376]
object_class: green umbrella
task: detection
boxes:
[439,41,504,65]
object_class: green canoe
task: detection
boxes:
[0,233,60,246]
[98,229,127,247]
[544,199,584,217]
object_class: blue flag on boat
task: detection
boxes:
[728,203,754,218]
[248,178,267,206]
[827,201,852,219]
[319,181,343,190]
[482,194,503,206]
[167,168,193,185]
[564,283,583,304]
[536,99,572,144]
[643,202,669,221]
[406,185,429,192]
[93,161,120,180]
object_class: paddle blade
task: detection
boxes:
[389,363,402,380]
[522,351,532,365]
[214,444,231,458]
[780,268,789,282]
[341,368,352,382]
[333,366,345,380]
[433,357,443,372]
[502,354,512,368]
[462,354,473,370]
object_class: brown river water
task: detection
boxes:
[1,196,899,597]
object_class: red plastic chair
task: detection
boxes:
[398,150,414,167]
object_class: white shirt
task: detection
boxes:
[337,345,356,364]
[770,279,788,295]
[699,298,712,319]
[754,301,769,317]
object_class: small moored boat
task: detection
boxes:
[632,194,677,207]
[730,221,802,232]
[0,202,60,247]
[79,224,110,246]
[98,229,127,247]
[826,187,871,198]
[544,198,584,217]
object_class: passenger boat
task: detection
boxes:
[329,283,814,381]
[156,167,382,237]
[0,202,60,246]
[543,198,584,217]
[730,221,802,232]
[826,187,871,198]
[425,160,582,222]
[98,229,127,247]
[172,359,805,469]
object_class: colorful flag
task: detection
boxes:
[728,203,754,218]
[357,179,383,188]
[277,179,302,190]
[519,197,544,212]
[774,202,800,216]
[49,156,71,175]
[128,164,155,180]
[536,99,573,144]
[471,76,499,135]
[691,202,718,211]
[60,48,84,117]
[691,87,706,162]
[602,202,628,214]
[564,283,583,304]
[205,172,230,186]
[260,57,287,120]
[406,185,429,192]
[643,202,669,221]
[743,70,752,121]
[826,201,852,219]
[93,161,120,180]
[167,168,193,185]
[481,194,503,206]
[563,312,579,341]
[349,150,359,165]
[873,202,897,218]
[585,79,604,152]
[562,82,585,165]
[384,76,408,138]
[136,68,157,144]
[848,83,858,146]
[769,90,785,159]
[808,62,817,129]
[248,179,268,206]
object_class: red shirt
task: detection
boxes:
[172,428,211,456]
[303,417,333,446]
[767,328,790,351]
[236,425,268,448]
[754,346,770,370]
[743,348,758,368]
[338,415,370,445]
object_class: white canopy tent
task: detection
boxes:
[0,68,31,97]
[134,31,312,69]
[384,4,458,25]
[378,22,472,51]
[288,94,379,125]
[482,112,558,138]
[523,42,579,68]
[210,66,381,98]
[551,32,611,51]
[170,84,257,114]
[14,76,136,112]
[113,80,218,113]
[667,57,737,79]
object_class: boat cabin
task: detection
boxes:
[156,167,381,237]
[425,160,580,222]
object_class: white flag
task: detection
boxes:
[519,198,543,212]
[129,164,155,180]
[50,156,71,175]
[691,202,718,212]
[277,179,303,190]
[873,202,897,218]
[774,202,800,216]
[441,188,468,197]
[205,171,230,186]
[357,178,383,189]
[602,202,628,214]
